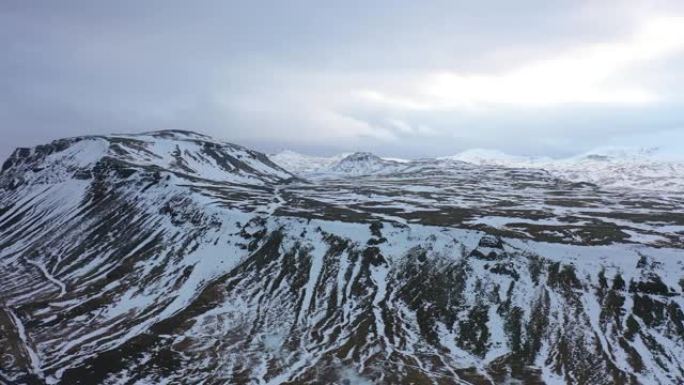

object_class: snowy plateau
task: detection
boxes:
[1,130,684,385]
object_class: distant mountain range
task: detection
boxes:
[270,146,684,191]
[1,130,683,385]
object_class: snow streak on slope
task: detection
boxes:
[25,260,67,298]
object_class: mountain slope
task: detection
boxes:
[1,131,684,385]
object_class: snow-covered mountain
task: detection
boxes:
[269,150,404,177]
[2,130,295,188]
[2,131,684,385]
[545,148,684,191]
[329,152,404,175]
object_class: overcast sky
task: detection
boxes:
[2,1,684,160]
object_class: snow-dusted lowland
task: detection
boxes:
[1,130,684,385]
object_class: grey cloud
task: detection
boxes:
[2,0,684,160]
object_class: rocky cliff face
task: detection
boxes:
[1,131,683,385]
